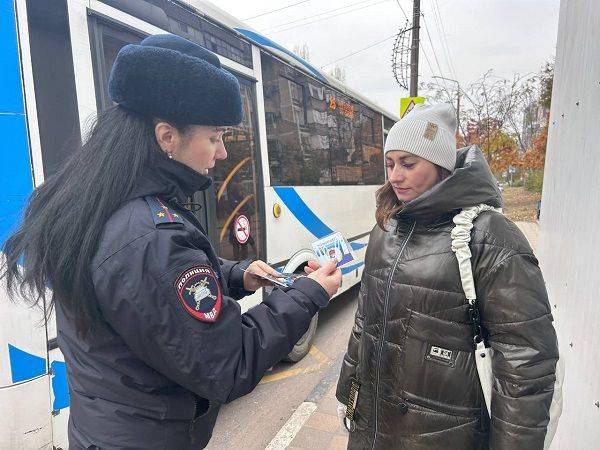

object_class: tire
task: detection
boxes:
[284,312,319,362]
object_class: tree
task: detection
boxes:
[539,59,554,109]
[522,60,553,171]
[423,70,540,171]
[328,65,346,83]
[293,43,310,61]
[522,127,547,170]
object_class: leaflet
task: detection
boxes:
[311,232,356,267]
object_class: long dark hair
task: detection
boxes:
[2,105,174,336]
[375,165,451,230]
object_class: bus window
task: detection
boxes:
[212,77,263,261]
[89,18,145,111]
[26,0,80,178]
[357,109,385,185]
[261,52,332,186]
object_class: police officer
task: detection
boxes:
[2,34,341,449]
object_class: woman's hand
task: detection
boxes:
[242,260,285,291]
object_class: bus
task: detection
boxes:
[0,0,398,447]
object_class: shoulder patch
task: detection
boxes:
[174,265,222,323]
[145,196,183,227]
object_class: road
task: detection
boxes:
[206,285,359,450]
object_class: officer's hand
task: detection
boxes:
[303,260,321,275]
[243,260,285,291]
[307,260,342,298]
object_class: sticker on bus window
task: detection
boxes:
[311,232,355,267]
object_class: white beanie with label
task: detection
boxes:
[384,103,457,171]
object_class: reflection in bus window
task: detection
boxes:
[261,52,384,186]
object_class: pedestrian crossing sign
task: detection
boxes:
[400,96,426,118]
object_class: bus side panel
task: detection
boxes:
[0,377,52,449]
[264,185,374,286]
[0,0,53,447]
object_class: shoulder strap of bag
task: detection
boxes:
[451,204,501,418]
[451,204,563,448]
[450,203,501,305]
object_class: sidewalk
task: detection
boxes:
[273,221,539,450]
[514,221,539,252]
[285,383,348,450]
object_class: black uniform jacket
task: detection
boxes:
[58,153,329,449]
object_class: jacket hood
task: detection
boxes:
[398,146,502,222]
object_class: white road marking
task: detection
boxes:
[264,401,317,450]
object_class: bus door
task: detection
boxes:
[205,75,265,263]
[88,17,265,261]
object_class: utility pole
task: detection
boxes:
[409,0,420,97]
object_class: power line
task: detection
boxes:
[433,0,456,79]
[420,13,450,95]
[242,1,311,21]
[266,0,392,35]
[420,44,436,79]
[431,0,457,80]
[320,33,397,67]
[261,0,375,32]
[394,0,409,21]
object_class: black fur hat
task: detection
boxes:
[108,34,243,126]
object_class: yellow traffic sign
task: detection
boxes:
[400,96,426,118]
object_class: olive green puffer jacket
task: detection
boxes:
[337,146,559,449]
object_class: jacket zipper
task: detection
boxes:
[371,220,416,450]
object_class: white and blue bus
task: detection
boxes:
[0,0,397,447]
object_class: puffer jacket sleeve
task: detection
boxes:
[477,251,559,449]
[336,281,366,404]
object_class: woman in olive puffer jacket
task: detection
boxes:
[336,104,560,450]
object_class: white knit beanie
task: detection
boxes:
[384,103,457,171]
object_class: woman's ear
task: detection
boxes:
[154,121,177,156]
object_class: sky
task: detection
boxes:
[214,0,560,116]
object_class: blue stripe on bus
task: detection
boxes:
[7,343,70,410]
[0,0,25,114]
[234,28,328,84]
[50,360,70,410]
[273,187,332,238]
[0,0,35,247]
[7,344,46,383]
[273,187,367,251]
[341,261,365,275]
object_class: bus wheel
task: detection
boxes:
[284,312,318,362]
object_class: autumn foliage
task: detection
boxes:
[522,127,547,170]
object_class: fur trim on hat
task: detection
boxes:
[108,35,242,126]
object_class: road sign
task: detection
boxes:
[234,215,250,244]
[400,96,426,118]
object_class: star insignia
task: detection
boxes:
[156,211,166,218]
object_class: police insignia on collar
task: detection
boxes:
[175,265,222,322]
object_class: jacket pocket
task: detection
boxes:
[377,395,484,440]
[396,310,484,410]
